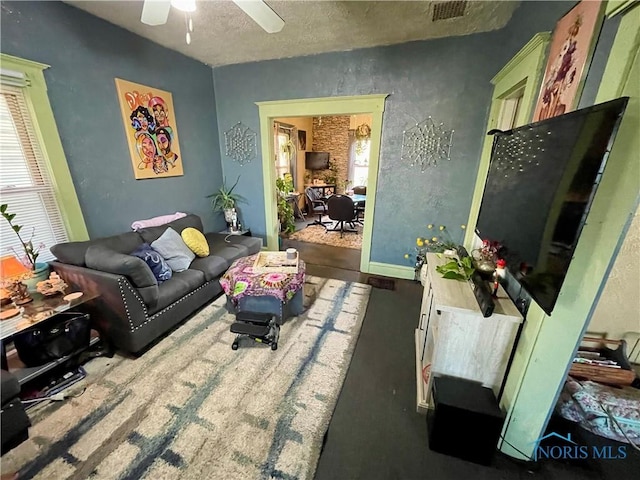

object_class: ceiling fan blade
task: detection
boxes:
[141,0,172,26]
[232,0,285,34]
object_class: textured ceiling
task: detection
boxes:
[66,1,519,67]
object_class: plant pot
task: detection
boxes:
[24,262,50,293]
[474,260,496,281]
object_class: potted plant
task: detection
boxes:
[206,176,246,229]
[1,203,50,288]
[276,173,296,236]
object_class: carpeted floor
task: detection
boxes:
[2,276,371,480]
[289,217,362,250]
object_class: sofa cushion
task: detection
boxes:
[85,245,157,288]
[51,231,145,267]
[181,227,209,257]
[151,228,195,272]
[130,243,172,283]
[151,269,206,313]
[139,214,204,244]
[190,255,228,281]
[205,233,262,256]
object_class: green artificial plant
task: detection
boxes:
[1,203,41,270]
[206,176,246,211]
[435,255,475,281]
[276,173,296,235]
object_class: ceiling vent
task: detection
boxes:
[432,1,467,21]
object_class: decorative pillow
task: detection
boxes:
[150,227,195,272]
[85,245,157,288]
[181,227,209,257]
[130,243,172,283]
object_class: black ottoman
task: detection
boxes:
[427,376,505,465]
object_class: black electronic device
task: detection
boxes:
[455,245,469,259]
[475,97,628,315]
[427,376,505,466]
[469,272,494,317]
[305,151,330,170]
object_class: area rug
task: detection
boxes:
[289,217,362,250]
[1,276,371,480]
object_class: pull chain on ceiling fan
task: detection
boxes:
[141,0,285,45]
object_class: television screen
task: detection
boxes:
[305,152,330,170]
[476,97,628,315]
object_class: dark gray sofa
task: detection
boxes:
[50,214,261,354]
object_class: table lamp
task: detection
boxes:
[0,255,33,305]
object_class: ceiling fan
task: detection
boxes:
[141,0,285,43]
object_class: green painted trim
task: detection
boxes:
[257,94,388,275]
[464,32,550,249]
[606,0,637,17]
[596,5,640,101]
[491,32,551,85]
[500,8,640,459]
[0,54,88,241]
[367,262,415,280]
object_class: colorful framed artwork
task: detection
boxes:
[114,78,183,179]
[532,0,605,122]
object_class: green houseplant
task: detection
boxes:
[206,176,246,226]
[1,203,50,289]
[276,173,296,235]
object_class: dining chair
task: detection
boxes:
[326,194,358,237]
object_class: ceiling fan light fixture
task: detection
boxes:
[232,0,285,34]
[171,0,196,13]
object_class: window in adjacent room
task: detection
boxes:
[348,130,370,187]
[274,122,296,185]
[0,83,68,262]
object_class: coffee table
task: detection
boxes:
[0,291,99,384]
[220,253,306,323]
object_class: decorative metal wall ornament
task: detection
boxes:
[224,122,257,166]
[401,117,454,171]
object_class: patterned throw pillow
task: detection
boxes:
[150,227,195,272]
[130,243,172,283]
[181,227,209,257]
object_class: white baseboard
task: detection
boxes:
[366,261,415,280]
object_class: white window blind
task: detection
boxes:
[0,83,68,265]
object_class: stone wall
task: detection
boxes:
[310,116,350,193]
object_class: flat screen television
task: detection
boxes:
[475,97,628,316]
[305,152,330,170]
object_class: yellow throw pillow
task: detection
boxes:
[181,227,209,257]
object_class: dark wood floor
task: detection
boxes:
[281,237,401,288]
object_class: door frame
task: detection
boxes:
[256,94,388,273]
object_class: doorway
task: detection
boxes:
[256,95,387,273]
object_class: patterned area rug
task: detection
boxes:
[2,277,371,480]
[289,217,362,250]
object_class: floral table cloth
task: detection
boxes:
[220,253,306,305]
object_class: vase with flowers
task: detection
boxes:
[404,223,467,281]
[471,239,502,280]
[1,203,50,290]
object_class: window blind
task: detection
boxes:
[0,84,68,264]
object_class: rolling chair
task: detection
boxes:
[304,187,331,227]
[326,194,358,237]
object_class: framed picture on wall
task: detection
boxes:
[114,78,183,179]
[298,130,307,150]
[532,0,605,122]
